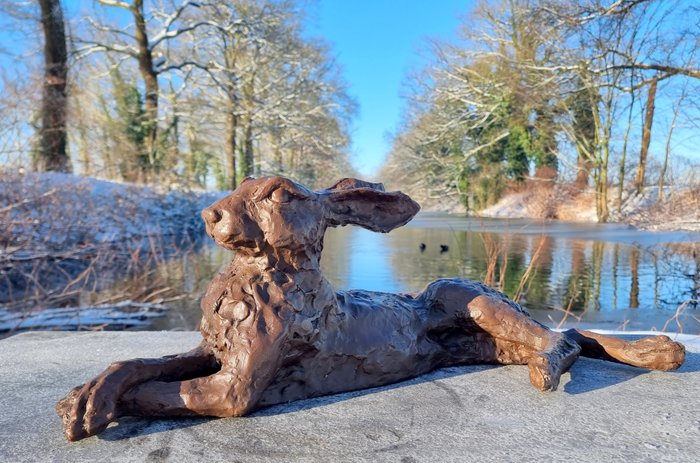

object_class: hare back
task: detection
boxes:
[257,280,511,407]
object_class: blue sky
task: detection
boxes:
[309,0,473,177]
[3,0,696,177]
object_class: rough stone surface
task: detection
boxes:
[1,331,699,462]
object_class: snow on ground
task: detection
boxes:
[1,170,226,251]
[478,192,533,219]
[478,184,700,231]
[1,170,229,323]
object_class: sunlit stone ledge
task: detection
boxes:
[1,331,698,462]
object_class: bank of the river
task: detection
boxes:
[0,170,226,318]
[0,170,225,249]
[477,184,700,232]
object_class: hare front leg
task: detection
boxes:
[116,330,290,424]
[466,295,580,391]
[66,307,290,440]
[56,343,218,441]
[118,367,265,418]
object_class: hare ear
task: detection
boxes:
[320,177,386,193]
[323,186,420,233]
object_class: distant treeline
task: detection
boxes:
[1,0,357,190]
[381,0,700,221]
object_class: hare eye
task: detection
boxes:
[270,188,291,203]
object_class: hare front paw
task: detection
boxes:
[55,370,125,441]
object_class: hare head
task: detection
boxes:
[202,176,420,257]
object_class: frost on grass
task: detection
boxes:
[1,170,223,247]
[0,170,225,330]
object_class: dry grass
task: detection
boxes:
[660,298,699,334]
[522,183,559,219]
[481,233,502,288]
[0,170,211,332]
[485,180,597,222]
[480,232,547,305]
[626,186,700,231]
[512,236,547,302]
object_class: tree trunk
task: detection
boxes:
[38,0,70,173]
[132,0,159,178]
[597,140,610,223]
[658,95,680,204]
[634,77,658,195]
[617,86,635,213]
[78,124,91,176]
[575,159,590,188]
[166,88,179,184]
[225,111,238,190]
[592,241,604,309]
[185,131,196,188]
[238,115,254,182]
[100,125,114,178]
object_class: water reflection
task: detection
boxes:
[136,215,700,334]
[317,217,699,333]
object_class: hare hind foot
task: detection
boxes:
[527,335,581,391]
[620,335,685,371]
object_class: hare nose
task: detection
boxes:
[202,208,222,224]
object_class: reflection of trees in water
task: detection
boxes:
[646,242,698,308]
[383,228,467,291]
[593,241,605,310]
[383,229,554,309]
[319,227,355,289]
[612,244,619,308]
[493,234,526,296]
[519,236,554,309]
[181,225,697,331]
[560,241,594,313]
[629,246,640,309]
[380,227,697,318]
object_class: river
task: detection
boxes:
[143,213,699,334]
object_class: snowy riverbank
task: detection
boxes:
[478,184,700,232]
[1,170,226,249]
[0,170,226,318]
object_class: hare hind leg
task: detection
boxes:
[564,329,685,371]
[465,294,580,391]
[425,280,579,391]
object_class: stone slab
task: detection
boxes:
[1,331,699,462]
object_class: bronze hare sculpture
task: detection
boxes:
[57,176,685,441]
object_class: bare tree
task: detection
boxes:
[657,79,688,203]
[182,0,356,189]
[38,0,70,172]
[77,0,211,182]
[634,75,657,195]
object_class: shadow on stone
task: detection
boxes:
[96,365,497,441]
[95,354,700,441]
[252,364,498,417]
[100,416,210,442]
[564,351,699,395]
